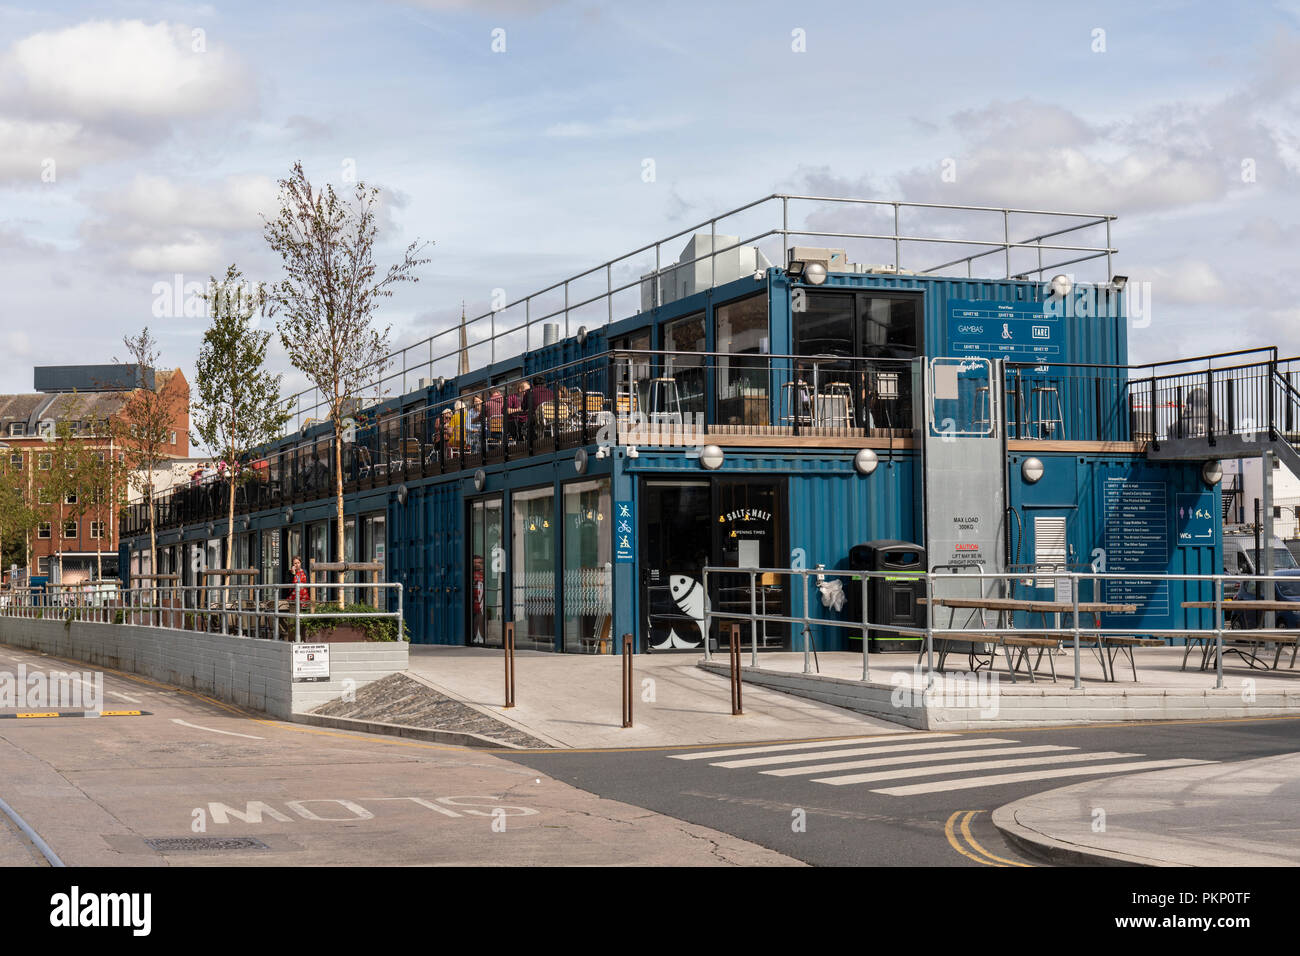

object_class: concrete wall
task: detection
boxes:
[699,661,1300,730]
[0,617,407,720]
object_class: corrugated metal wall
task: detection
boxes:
[1009,453,1221,634]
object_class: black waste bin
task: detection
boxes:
[846,541,926,652]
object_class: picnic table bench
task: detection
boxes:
[1180,601,1300,670]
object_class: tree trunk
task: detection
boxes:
[335,429,345,609]
[95,499,102,582]
[226,472,236,579]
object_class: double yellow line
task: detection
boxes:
[944,810,1032,867]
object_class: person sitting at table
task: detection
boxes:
[465,395,484,452]
[508,381,529,441]
[525,376,555,434]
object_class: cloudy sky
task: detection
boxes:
[2,0,1299,418]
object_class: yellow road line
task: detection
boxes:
[960,810,1032,867]
[945,810,1003,866]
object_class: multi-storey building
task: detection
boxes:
[122,195,1291,652]
[1,365,189,584]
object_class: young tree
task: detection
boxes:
[109,329,179,580]
[264,161,430,605]
[45,419,91,583]
[77,431,128,583]
[193,264,291,569]
[0,456,41,582]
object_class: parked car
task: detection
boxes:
[1225,568,1300,630]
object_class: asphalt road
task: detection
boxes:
[0,645,795,867]
[499,716,1300,866]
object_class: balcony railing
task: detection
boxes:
[277,194,1118,434]
[122,349,918,537]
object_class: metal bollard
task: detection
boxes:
[504,621,516,708]
[729,623,743,716]
[621,633,633,728]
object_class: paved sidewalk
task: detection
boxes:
[405,646,908,749]
[993,752,1300,866]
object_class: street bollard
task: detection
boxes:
[504,621,516,708]
[729,623,743,716]
[621,633,633,728]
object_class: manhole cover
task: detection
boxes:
[144,837,269,852]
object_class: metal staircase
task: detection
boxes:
[1138,348,1300,479]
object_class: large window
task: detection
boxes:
[792,291,920,432]
[562,479,612,653]
[512,487,555,651]
[715,293,769,426]
[661,312,706,419]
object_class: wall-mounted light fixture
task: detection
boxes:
[803,262,827,285]
[1202,459,1223,487]
[282,506,293,523]
[854,448,879,476]
[1110,275,1129,291]
[576,326,588,346]
[1049,274,1072,298]
[396,483,409,505]
[473,469,486,492]
[699,444,724,470]
[1022,457,1045,484]
[574,448,589,474]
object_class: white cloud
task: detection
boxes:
[124,233,224,273]
[91,173,277,232]
[1125,259,1229,305]
[4,19,250,123]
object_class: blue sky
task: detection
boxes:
[1,0,1299,409]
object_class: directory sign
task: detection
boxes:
[947,299,1061,360]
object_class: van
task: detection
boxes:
[1223,532,1299,576]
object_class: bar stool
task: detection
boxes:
[1031,385,1064,439]
[782,380,812,424]
[820,381,854,427]
[646,376,682,425]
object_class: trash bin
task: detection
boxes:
[846,541,926,652]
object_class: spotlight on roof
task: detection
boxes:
[1110,274,1129,291]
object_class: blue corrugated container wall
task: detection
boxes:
[788,454,919,651]
[391,480,464,644]
[1009,453,1221,637]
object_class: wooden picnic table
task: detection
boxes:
[922,595,1140,682]
[1180,601,1299,671]
[926,596,1137,615]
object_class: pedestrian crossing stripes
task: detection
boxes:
[671,734,1212,796]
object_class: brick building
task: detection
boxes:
[0,365,189,583]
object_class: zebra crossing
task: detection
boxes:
[668,733,1213,796]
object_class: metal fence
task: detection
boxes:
[0,580,403,644]
[702,566,1300,691]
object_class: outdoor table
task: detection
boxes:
[925,596,1139,681]
[1180,601,1300,671]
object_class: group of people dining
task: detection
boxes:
[426,377,590,458]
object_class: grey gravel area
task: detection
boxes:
[310,672,549,748]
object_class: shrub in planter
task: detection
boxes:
[299,603,410,643]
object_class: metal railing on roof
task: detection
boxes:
[276,194,1118,434]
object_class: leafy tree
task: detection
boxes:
[193,264,291,568]
[264,161,430,605]
[0,453,40,581]
[109,329,180,580]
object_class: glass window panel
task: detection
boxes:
[562,479,612,653]
[511,487,555,651]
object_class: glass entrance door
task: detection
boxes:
[468,497,505,647]
[640,480,711,650]
[713,478,788,649]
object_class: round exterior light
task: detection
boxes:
[1022,457,1045,484]
[283,506,293,523]
[574,448,588,474]
[854,448,879,476]
[699,444,724,470]
[1202,459,1223,487]
[576,326,588,345]
[1049,274,1072,298]
[396,483,409,505]
[804,262,828,285]
[473,469,486,492]
[206,522,214,535]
